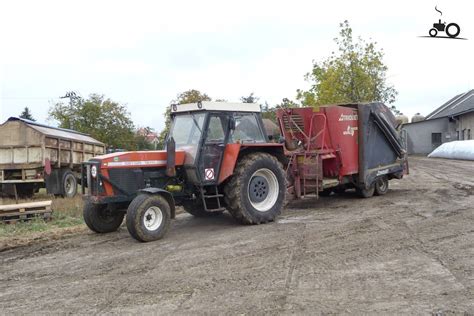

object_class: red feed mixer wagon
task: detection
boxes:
[81,102,408,242]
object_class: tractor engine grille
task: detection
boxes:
[108,168,144,195]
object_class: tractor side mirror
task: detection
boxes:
[229,117,236,130]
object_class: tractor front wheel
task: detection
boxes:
[126,194,171,242]
[83,202,124,233]
[224,153,286,224]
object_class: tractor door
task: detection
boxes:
[198,114,230,185]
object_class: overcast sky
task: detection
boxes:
[0,0,473,132]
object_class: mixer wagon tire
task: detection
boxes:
[83,202,124,233]
[224,153,286,225]
[126,194,171,242]
[61,170,77,198]
[374,177,389,196]
[182,199,223,217]
[356,184,375,198]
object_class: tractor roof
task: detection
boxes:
[171,101,261,113]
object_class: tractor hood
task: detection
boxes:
[91,150,186,169]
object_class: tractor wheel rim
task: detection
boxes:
[378,179,387,192]
[248,168,279,212]
[143,206,163,231]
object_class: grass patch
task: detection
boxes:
[0,195,85,238]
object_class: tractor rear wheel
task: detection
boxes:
[224,153,286,224]
[126,194,171,242]
[182,199,223,217]
[83,202,124,233]
[374,177,389,196]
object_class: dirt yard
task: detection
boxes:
[0,157,473,314]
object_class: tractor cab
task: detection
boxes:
[168,101,267,186]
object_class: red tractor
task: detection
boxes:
[81,101,407,242]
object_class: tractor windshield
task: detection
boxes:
[169,113,206,164]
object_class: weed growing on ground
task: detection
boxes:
[0,194,84,238]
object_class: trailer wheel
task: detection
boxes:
[126,194,171,242]
[182,199,223,217]
[61,171,77,198]
[356,184,375,198]
[83,202,124,233]
[224,153,286,225]
[374,177,389,196]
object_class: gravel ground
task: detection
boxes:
[0,156,473,314]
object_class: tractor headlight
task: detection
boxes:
[91,165,98,178]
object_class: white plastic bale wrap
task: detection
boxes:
[428,140,474,160]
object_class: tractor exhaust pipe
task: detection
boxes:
[166,137,176,177]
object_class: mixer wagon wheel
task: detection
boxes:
[356,184,375,198]
[374,177,389,196]
[182,199,223,217]
[224,152,286,225]
[83,202,124,233]
[126,194,171,242]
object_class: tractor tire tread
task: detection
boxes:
[126,194,171,242]
[83,202,124,233]
[224,152,286,225]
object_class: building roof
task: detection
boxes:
[6,117,104,145]
[425,89,474,120]
[171,101,261,113]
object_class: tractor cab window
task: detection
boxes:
[206,115,226,143]
[169,113,206,164]
[231,113,265,143]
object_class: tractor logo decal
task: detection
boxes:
[107,160,167,167]
[339,114,358,121]
[419,6,466,40]
[343,125,358,136]
[205,168,215,180]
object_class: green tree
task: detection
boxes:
[157,89,212,148]
[135,126,156,150]
[49,94,136,150]
[261,98,299,121]
[297,20,397,107]
[240,93,259,104]
[19,107,35,121]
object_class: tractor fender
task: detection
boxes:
[138,188,176,219]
